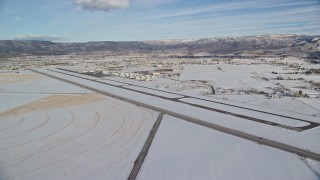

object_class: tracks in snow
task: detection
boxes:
[32,69,320,162]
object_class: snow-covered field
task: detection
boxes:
[179,65,277,91]
[125,85,184,99]
[2,53,320,179]
[0,71,158,179]
[36,68,320,154]
[0,71,91,94]
[103,76,212,96]
[4,69,319,179]
[210,95,320,117]
[137,115,319,180]
[180,97,309,127]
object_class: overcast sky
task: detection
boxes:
[0,0,319,42]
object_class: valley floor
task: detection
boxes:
[0,70,319,179]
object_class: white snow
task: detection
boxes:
[298,99,320,115]
[35,68,320,154]
[0,72,159,179]
[247,97,320,117]
[179,65,277,90]
[192,94,320,122]
[0,99,158,179]
[98,78,129,86]
[124,85,184,99]
[180,97,309,127]
[137,116,318,180]
[0,94,48,113]
[1,73,91,94]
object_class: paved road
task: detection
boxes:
[56,68,319,132]
[32,69,320,161]
[128,113,164,180]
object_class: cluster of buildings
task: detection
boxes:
[1,54,319,98]
[109,72,160,81]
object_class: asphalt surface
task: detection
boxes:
[32,68,320,162]
[128,113,164,180]
[56,68,319,132]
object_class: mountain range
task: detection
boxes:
[0,34,319,58]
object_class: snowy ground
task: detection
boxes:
[103,68,320,119]
[37,68,320,154]
[0,71,158,179]
[104,76,212,96]
[4,69,319,179]
[180,98,309,127]
[137,116,319,180]
[0,70,91,94]
[209,95,320,117]
[179,64,277,91]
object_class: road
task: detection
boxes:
[56,68,319,132]
[128,113,164,180]
[31,68,320,162]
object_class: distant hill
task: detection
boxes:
[0,34,319,58]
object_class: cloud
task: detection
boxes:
[133,0,181,7]
[143,0,319,20]
[14,35,67,42]
[73,0,129,11]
